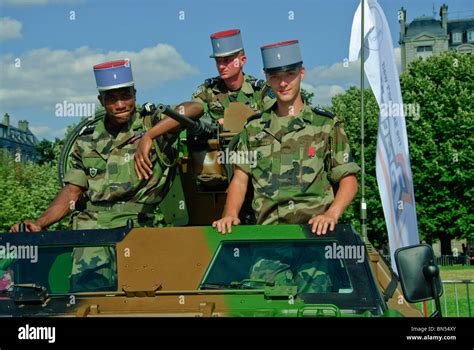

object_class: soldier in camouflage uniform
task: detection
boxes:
[213,40,360,293]
[134,29,275,181]
[191,29,274,125]
[11,60,177,291]
[134,29,275,224]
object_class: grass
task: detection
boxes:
[415,265,473,317]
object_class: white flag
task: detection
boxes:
[349,0,419,271]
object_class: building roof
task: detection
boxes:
[448,18,474,33]
[0,124,39,146]
[404,16,446,39]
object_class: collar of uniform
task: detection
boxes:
[91,115,107,141]
[111,109,141,149]
[240,74,256,95]
[261,102,309,139]
[212,73,255,95]
[92,107,140,140]
[213,77,226,93]
[300,103,316,124]
[91,107,141,158]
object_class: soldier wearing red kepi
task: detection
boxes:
[213,40,360,234]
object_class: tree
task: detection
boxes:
[400,52,473,254]
[36,138,64,165]
[329,51,473,253]
[0,150,69,232]
[301,88,314,105]
[330,87,384,246]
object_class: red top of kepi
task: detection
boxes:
[210,29,240,39]
[261,40,299,49]
[93,60,130,70]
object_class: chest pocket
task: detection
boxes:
[82,154,107,194]
[83,155,106,178]
[299,139,328,192]
[249,136,274,193]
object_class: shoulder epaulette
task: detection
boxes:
[204,77,220,88]
[312,107,334,119]
[262,84,275,99]
[251,78,265,90]
[246,112,263,124]
[78,124,95,136]
[140,102,157,117]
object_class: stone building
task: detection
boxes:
[0,113,39,162]
[399,4,474,71]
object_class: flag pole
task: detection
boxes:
[360,0,368,242]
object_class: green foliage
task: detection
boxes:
[0,150,69,232]
[35,138,64,165]
[330,87,383,246]
[401,51,473,246]
[329,51,473,247]
[301,88,314,105]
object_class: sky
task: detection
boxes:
[0,0,473,140]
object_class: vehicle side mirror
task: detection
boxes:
[395,244,443,317]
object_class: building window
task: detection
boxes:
[416,46,433,52]
[468,31,474,42]
[452,32,462,44]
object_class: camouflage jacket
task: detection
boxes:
[191,73,275,121]
[63,105,176,229]
[236,103,360,225]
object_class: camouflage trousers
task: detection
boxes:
[249,246,332,293]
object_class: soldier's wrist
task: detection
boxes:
[143,131,153,140]
[324,208,340,221]
[33,219,45,230]
[223,211,239,218]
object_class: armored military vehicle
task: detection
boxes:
[0,224,443,317]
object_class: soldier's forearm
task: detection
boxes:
[222,169,249,217]
[146,117,182,138]
[146,102,204,139]
[326,175,358,221]
[35,184,84,229]
[222,188,246,218]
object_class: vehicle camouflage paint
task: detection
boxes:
[0,224,421,317]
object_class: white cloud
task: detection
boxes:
[303,60,358,106]
[303,47,402,106]
[301,82,346,107]
[0,44,199,111]
[0,17,22,42]
[29,125,67,139]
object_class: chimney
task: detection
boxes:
[440,4,448,34]
[3,113,10,126]
[399,7,406,39]
[18,120,29,132]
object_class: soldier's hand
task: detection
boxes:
[10,220,42,233]
[309,213,338,235]
[134,134,153,180]
[212,216,241,234]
